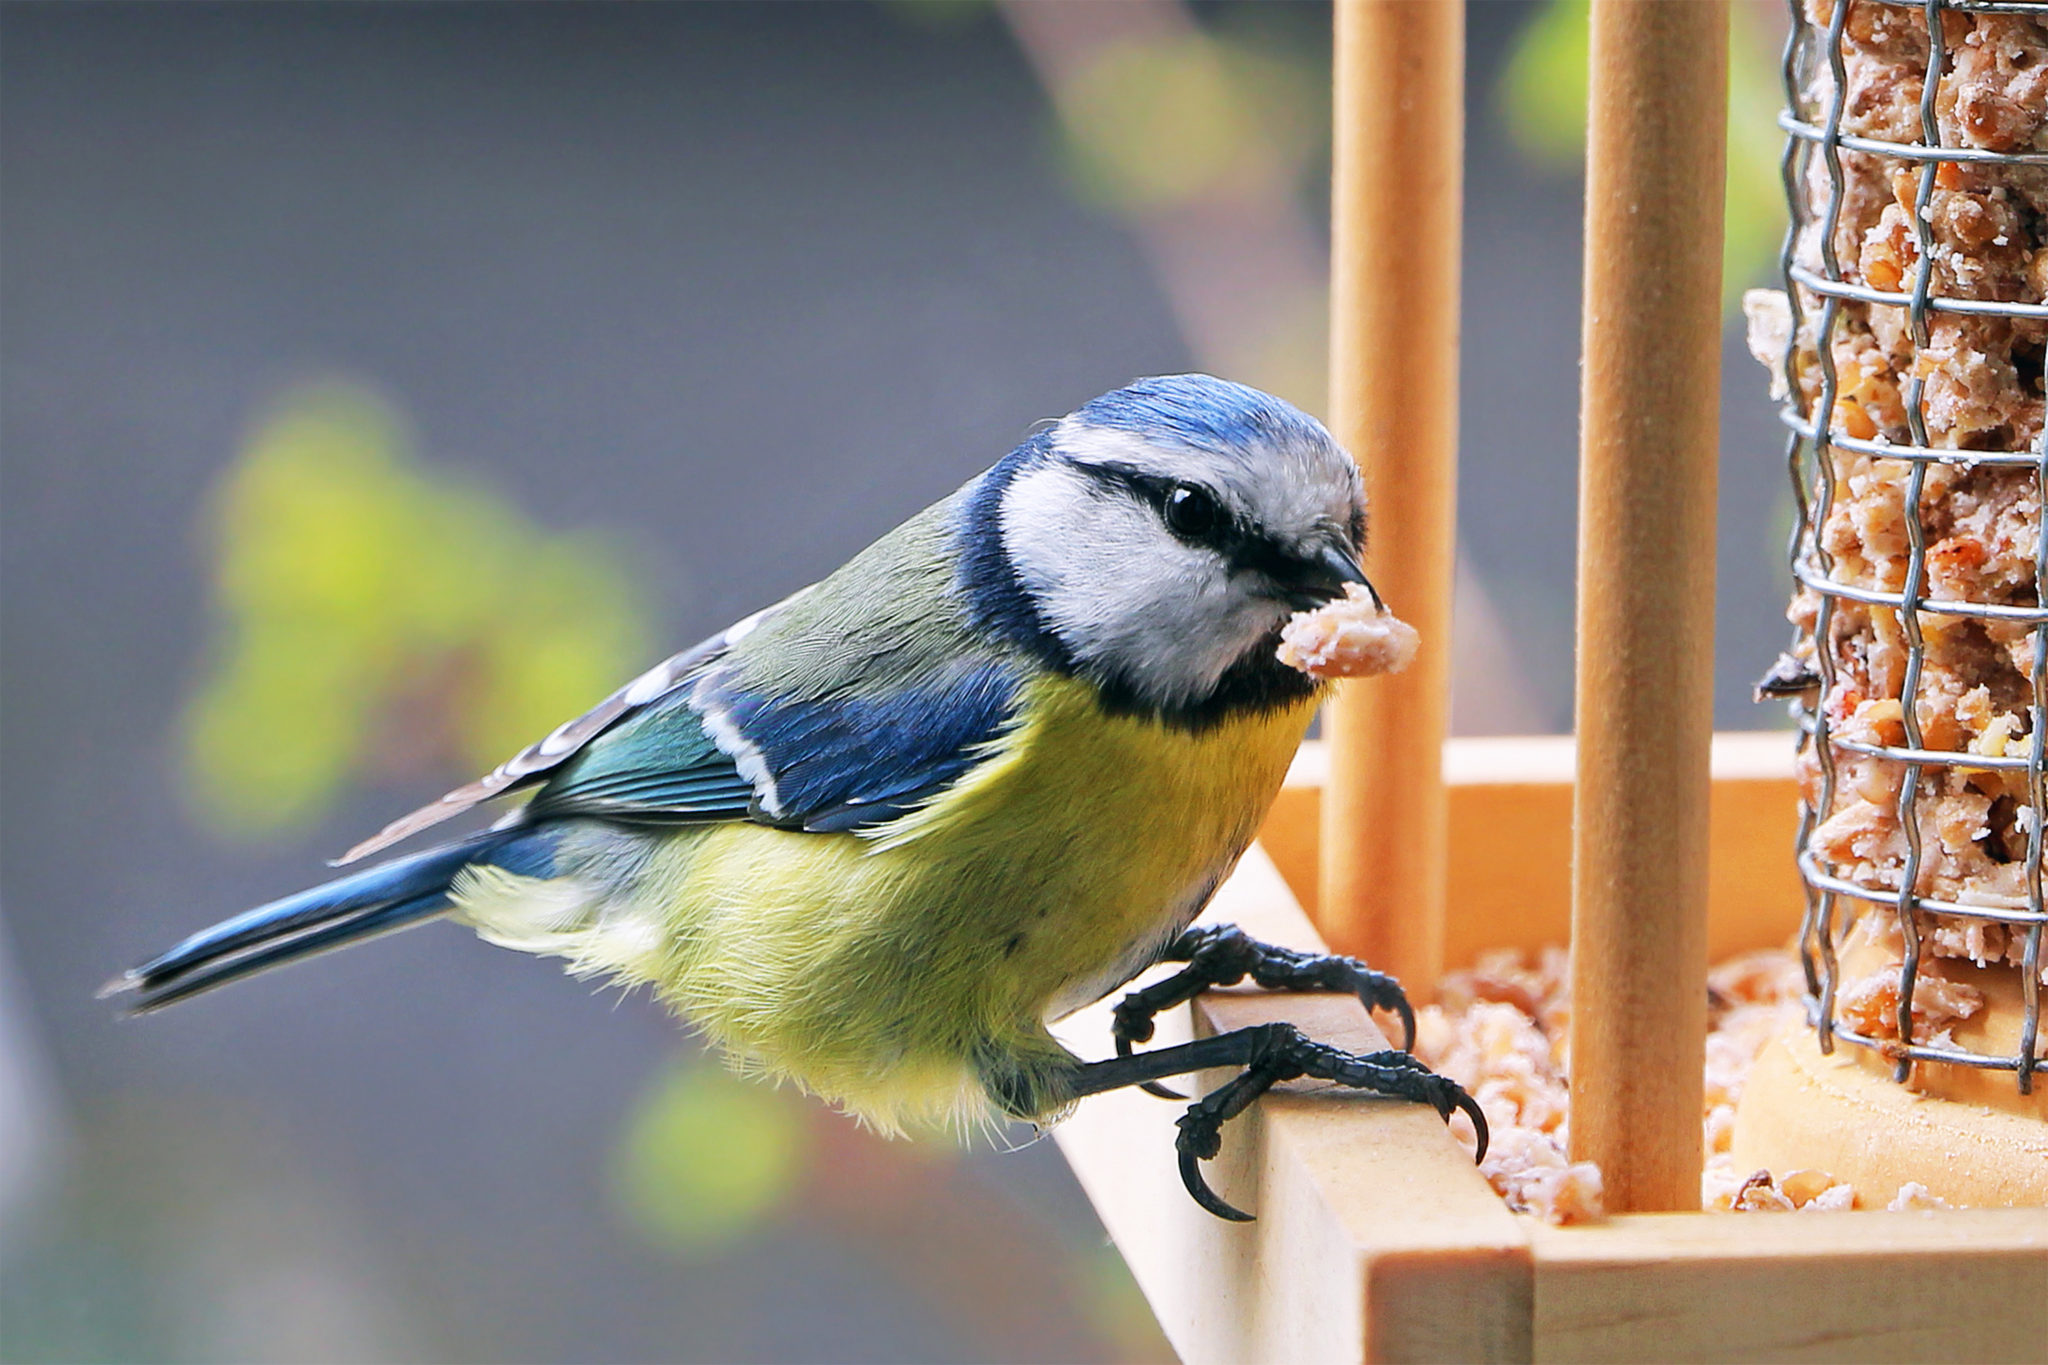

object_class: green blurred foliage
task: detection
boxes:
[182,385,652,838]
[612,1060,810,1259]
[1500,0,1591,164]
[1055,28,1323,214]
[1500,0,1788,309]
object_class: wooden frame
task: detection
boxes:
[1054,747,2048,1363]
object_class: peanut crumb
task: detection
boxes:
[1276,585,1418,679]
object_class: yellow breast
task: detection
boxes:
[878,674,1316,1009]
[640,673,1319,1130]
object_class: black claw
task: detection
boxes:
[1113,1003,1156,1048]
[1088,926,1453,1222]
[1178,1147,1253,1222]
[1393,1063,1488,1164]
[1341,971,1415,1052]
[1387,993,1417,1053]
[1451,1088,1490,1163]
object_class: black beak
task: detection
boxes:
[1292,543,1384,611]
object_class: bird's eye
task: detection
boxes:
[1163,484,1222,542]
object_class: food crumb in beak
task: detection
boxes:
[1276,583,1420,679]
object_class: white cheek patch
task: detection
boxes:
[1000,463,1281,708]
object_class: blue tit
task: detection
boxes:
[107,373,1484,1220]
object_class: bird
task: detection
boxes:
[106,373,1484,1220]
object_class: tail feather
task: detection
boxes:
[117,892,448,1014]
[105,825,556,1012]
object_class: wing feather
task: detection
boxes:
[332,596,796,865]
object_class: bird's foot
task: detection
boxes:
[1112,923,1415,1099]
[1171,1022,1486,1221]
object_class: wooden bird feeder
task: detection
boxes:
[1054,3,2048,1360]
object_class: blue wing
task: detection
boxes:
[527,654,1021,834]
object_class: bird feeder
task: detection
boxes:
[1054,2,2048,1361]
[1736,0,2048,1206]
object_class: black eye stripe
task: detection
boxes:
[1074,462,1235,541]
[1071,460,1343,581]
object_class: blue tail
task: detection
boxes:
[104,824,557,1013]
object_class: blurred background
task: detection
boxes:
[2,3,1789,1361]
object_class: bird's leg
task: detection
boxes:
[1053,1022,1486,1221]
[1112,923,1415,1098]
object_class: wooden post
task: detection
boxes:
[1321,0,1462,999]
[1569,0,1727,1213]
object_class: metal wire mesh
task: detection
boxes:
[1777,0,2047,1091]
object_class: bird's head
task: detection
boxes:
[960,374,1372,727]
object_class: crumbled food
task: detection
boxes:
[1477,1128,1606,1225]
[1276,585,1419,680]
[1732,1169,1799,1213]
[1744,289,1794,402]
[1416,946,1899,1217]
[1803,1180,1861,1212]
[1780,1168,1858,1211]
[1724,1168,1861,1213]
[1834,962,1986,1045]
[1705,952,1807,1150]
[1887,1181,1952,1211]
[1702,1159,1757,1212]
[1527,1161,1606,1225]
[1423,946,1991,1214]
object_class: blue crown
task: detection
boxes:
[1070,374,1333,460]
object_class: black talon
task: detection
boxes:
[1168,1037,1298,1223]
[1346,1051,1487,1164]
[1178,1146,1253,1221]
[1386,992,1418,1053]
[1453,1088,1490,1163]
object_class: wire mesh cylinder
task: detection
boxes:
[1768,0,2048,1093]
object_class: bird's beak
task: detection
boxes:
[1299,543,1385,611]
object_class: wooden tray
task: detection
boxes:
[1053,739,2048,1365]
